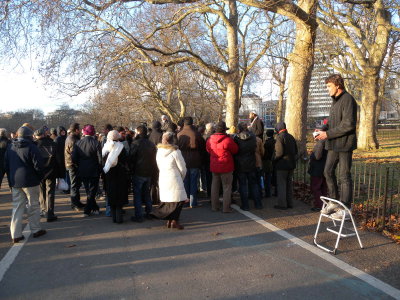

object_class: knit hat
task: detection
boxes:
[215,121,228,133]
[34,128,45,137]
[17,126,34,138]
[82,124,95,136]
[275,122,286,133]
[107,130,121,141]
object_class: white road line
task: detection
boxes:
[232,205,400,299]
[0,224,31,283]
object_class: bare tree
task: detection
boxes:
[318,0,399,150]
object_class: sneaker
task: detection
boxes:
[331,209,350,220]
[82,213,90,217]
[321,202,340,215]
[131,216,144,223]
[92,210,100,215]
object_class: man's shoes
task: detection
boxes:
[190,204,203,208]
[82,213,90,217]
[145,214,153,220]
[330,209,350,220]
[274,205,287,210]
[240,206,249,211]
[12,236,25,243]
[91,210,100,215]
[47,215,58,222]
[131,216,144,223]
[321,202,340,215]
[33,230,47,238]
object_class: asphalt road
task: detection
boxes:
[0,190,397,300]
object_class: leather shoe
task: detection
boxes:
[12,236,25,243]
[274,205,288,210]
[33,230,47,238]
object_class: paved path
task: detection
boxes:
[0,188,398,299]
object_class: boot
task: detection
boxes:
[166,220,172,228]
[171,220,184,230]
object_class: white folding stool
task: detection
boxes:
[313,196,363,255]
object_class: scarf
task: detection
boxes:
[102,140,124,174]
[250,116,258,128]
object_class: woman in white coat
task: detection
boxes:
[151,132,188,229]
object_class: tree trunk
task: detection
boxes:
[224,0,240,129]
[276,81,285,124]
[358,75,380,150]
[284,18,316,155]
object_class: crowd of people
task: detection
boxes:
[1,74,357,244]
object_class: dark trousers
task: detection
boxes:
[310,176,328,209]
[82,177,100,214]
[238,170,262,210]
[323,151,353,207]
[132,175,152,218]
[68,168,83,208]
[0,170,5,189]
[200,166,212,197]
[39,177,56,216]
[264,171,272,198]
[276,170,294,208]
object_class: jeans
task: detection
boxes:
[68,167,82,208]
[238,170,262,210]
[184,168,200,207]
[323,151,353,207]
[81,177,100,214]
[132,175,152,218]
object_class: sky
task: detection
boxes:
[0,67,89,114]
[0,63,277,116]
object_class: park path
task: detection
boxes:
[0,186,398,300]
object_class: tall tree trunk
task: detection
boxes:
[276,64,288,123]
[358,75,380,150]
[224,0,240,129]
[284,17,316,155]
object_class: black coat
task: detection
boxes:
[55,134,67,177]
[129,135,157,177]
[308,140,327,177]
[36,136,58,179]
[5,138,44,188]
[326,91,358,152]
[104,149,129,206]
[0,136,10,174]
[262,137,275,173]
[274,131,298,171]
[149,128,163,146]
[72,136,102,178]
[234,131,257,173]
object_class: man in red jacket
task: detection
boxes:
[206,121,239,213]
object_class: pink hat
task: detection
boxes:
[82,124,95,136]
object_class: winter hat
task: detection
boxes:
[50,128,57,135]
[82,124,95,136]
[107,130,121,141]
[17,126,34,138]
[22,123,34,130]
[215,121,228,133]
[275,122,286,133]
[34,128,45,137]
[266,129,274,138]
